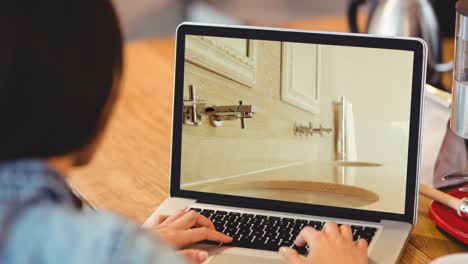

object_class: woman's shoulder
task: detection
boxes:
[1,203,184,264]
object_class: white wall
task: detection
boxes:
[318,45,414,168]
[315,45,415,213]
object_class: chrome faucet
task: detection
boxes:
[204,100,255,129]
[183,85,256,129]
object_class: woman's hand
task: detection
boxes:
[149,210,232,263]
[279,221,368,264]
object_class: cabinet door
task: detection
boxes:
[281,42,320,113]
[185,35,257,87]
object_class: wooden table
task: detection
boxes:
[69,16,466,263]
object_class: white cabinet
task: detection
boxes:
[185,35,257,87]
[281,42,320,113]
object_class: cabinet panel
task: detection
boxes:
[185,36,257,86]
[281,42,320,113]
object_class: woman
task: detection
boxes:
[0,1,367,263]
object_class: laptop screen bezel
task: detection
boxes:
[170,23,426,224]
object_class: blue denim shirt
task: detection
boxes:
[0,160,185,264]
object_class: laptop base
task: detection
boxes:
[145,197,412,264]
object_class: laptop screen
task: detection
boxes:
[179,33,416,215]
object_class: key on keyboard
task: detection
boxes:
[189,208,378,255]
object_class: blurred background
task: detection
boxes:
[112,0,456,89]
[113,0,348,40]
[112,0,456,42]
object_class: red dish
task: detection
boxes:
[428,184,468,245]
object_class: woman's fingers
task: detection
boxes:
[294,222,349,248]
[179,249,209,264]
[154,215,170,225]
[173,210,215,230]
[279,247,304,264]
[181,227,232,246]
[339,224,353,242]
[168,227,232,248]
[322,221,340,236]
[162,210,187,225]
[294,226,320,247]
[356,239,368,252]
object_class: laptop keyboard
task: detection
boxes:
[190,207,378,255]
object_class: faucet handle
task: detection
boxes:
[183,85,256,129]
[238,100,256,129]
[188,85,198,124]
[205,100,256,129]
[183,85,205,126]
[239,100,247,129]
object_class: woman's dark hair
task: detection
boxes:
[0,0,123,160]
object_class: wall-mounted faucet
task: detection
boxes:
[205,100,255,128]
[183,85,256,129]
[183,85,206,126]
[293,122,333,137]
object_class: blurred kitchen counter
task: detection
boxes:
[69,16,466,263]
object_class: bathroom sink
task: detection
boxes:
[196,180,379,208]
[333,161,383,167]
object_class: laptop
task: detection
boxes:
[145,22,427,264]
